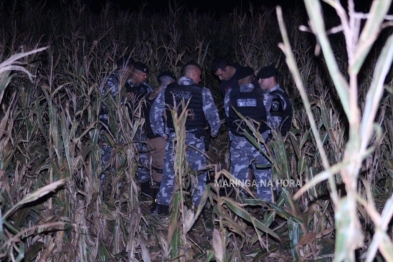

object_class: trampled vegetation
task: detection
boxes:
[0,0,393,261]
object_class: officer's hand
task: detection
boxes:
[163,134,168,140]
[125,92,135,101]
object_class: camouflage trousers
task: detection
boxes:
[134,131,150,183]
[229,132,272,201]
[100,130,150,184]
[157,132,207,206]
[100,131,114,190]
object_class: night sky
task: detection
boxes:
[33,0,389,15]
[86,0,389,14]
[2,0,390,16]
[88,0,306,14]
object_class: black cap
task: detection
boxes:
[157,71,177,82]
[181,61,202,74]
[236,66,254,80]
[117,55,134,68]
[257,65,277,79]
[133,61,149,74]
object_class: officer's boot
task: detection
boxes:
[150,182,161,212]
[140,181,152,198]
[151,203,169,216]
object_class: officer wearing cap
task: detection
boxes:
[99,55,134,198]
[100,55,134,128]
[141,71,177,210]
[224,66,272,202]
[125,61,152,105]
[123,61,154,197]
[257,65,292,137]
[150,61,221,215]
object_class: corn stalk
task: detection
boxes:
[277,0,393,261]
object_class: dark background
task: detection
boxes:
[74,0,390,14]
[4,0,388,15]
[90,0,384,13]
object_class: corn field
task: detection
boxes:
[0,0,393,261]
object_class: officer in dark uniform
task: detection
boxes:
[150,61,221,215]
[210,57,241,96]
[224,66,272,202]
[211,57,262,98]
[256,65,292,137]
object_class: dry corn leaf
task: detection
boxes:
[212,229,224,262]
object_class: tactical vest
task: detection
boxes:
[142,93,161,139]
[227,87,268,136]
[164,83,206,131]
[270,89,293,136]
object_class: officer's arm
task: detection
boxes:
[149,89,166,137]
[103,74,119,98]
[202,88,221,137]
[224,90,231,118]
[281,92,293,136]
[144,82,154,93]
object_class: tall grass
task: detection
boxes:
[0,0,392,261]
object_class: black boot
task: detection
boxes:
[151,203,169,216]
[140,181,152,198]
[150,182,161,212]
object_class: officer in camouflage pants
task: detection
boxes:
[100,56,134,196]
[224,66,272,201]
[124,61,153,195]
[141,71,177,210]
[149,61,221,215]
[256,65,293,137]
[257,65,293,198]
[160,131,208,206]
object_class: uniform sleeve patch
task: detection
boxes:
[271,101,281,111]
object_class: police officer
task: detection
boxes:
[224,66,272,202]
[150,61,221,215]
[124,61,154,196]
[100,55,134,197]
[141,71,177,210]
[256,65,292,137]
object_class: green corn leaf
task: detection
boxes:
[351,0,392,74]
[360,33,393,152]
[220,197,280,240]
[334,197,364,262]
[15,242,25,262]
[287,217,302,261]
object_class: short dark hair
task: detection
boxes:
[116,55,133,68]
[181,61,202,75]
[210,57,231,73]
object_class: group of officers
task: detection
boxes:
[99,56,292,216]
